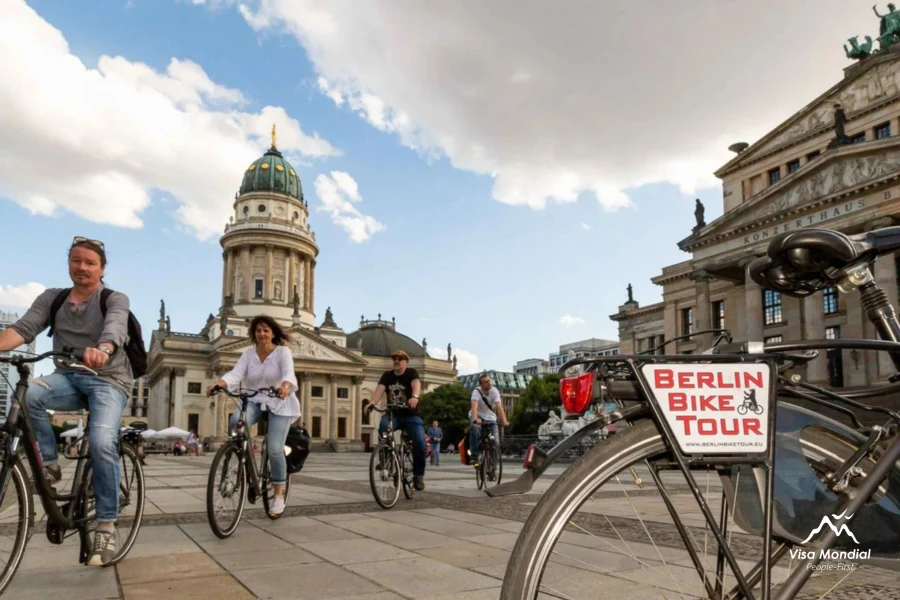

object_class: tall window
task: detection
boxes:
[337,387,349,399]
[254,279,264,299]
[768,167,781,186]
[712,300,725,330]
[681,308,693,336]
[311,386,324,397]
[787,159,801,174]
[763,290,783,325]
[876,122,892,139]
[338,417,347,438]
[823,287,839,315]
[312,416,322,438]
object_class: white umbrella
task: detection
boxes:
[140,429,158,438]
[156,426,190,438]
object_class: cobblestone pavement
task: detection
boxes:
[3,452,897,599]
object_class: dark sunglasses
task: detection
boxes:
[72,236,105,250]
[391,356,406,362]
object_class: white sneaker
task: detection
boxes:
[270,495,285,515]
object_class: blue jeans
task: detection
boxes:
[378,414,426,477]
[469,421,499,463]
[429,439,440,465]
[229,403,292,485]
[25,372,127,522]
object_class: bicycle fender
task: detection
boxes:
[485,403,649,497]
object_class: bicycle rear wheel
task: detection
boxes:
[0,457,32,595]
[261,440,291,519]
[80,442,145,565]
[401,442,416,500]
[487,442,502,487]
[207,443,246,538]
[369,442,401,509]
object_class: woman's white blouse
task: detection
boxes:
[220,345,300,418]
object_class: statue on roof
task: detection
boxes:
[165,316,171,334]
[845,35,874,60]
[422,338,427,353]
[322,306,337,328]
[447,343,452,360]
[627,283,634,303]
[452,355,458,370]
[828,103,851,148]
[271,123,278,149]
[693,199,706,232]
[874,3,900,49]
[159,299,165,320]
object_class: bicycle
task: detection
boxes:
[738,390,765,416]
[0,348,145,594]
[473,422,503,491]
[493,226,900,599]
[367,403,417,509]
[206,386,291,538]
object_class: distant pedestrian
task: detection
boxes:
[427,420,443,466]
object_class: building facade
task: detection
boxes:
[0,311,35,417]
[514,338,620,378]
[457,370,533,415]
[612,32,900,391]
[513,358,550,377]
[146,132,458,450]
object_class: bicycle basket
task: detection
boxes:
[718,402,900,557]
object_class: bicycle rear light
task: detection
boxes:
[523,444,535,469]
[560,372,593,415]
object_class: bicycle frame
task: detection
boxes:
[226,397,265,501]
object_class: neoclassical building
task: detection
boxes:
[612,22,900,392]
[146,131,458,450]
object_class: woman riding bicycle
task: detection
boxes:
[207,315,299,516]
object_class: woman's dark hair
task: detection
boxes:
[248,315,292,346]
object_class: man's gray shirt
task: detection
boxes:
[11,286,133,396]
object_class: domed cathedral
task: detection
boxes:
[146,126,458,450]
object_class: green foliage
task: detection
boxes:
[510,374,562,435]
[419,383,472,449]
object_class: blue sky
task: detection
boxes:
[0,0,874,374]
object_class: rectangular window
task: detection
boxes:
[254,279,264,299]
[823,286,839,315]
[768,167,781,186]
[338,417,347,438]
[187,382,202,394]
[763,290,783,325]
[188,413,199,434]
[311,386,324,397]
[764,335,783,344]
[787,159,801,174]
[876,122,891,139]
[806,150,820,162]
[337,387,349,399]
[312,416,322,438]
[825,326,840,340]
[850,132,866,144]
[681,308,693,336]
[712,300,725,330]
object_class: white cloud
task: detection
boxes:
[314,171,385,243]
[213,1,872,212]
[0,0,340,240]
[0,283,47,309]
[427,344,479,376]
[560,315,585,328]
[580,223,591,231]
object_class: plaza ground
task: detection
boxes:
[4,452,899,599]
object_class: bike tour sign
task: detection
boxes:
[641,363,772,454]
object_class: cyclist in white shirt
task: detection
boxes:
[469,374,509,467]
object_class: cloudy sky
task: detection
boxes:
[0,0,880,375]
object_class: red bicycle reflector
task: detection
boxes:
[523,444,536,469]
[560,372,593,415]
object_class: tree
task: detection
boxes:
[419,383,471,450]
[510,374,562,435]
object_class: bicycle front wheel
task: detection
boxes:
[401,442,415,500]
[0,457,32,595]
[207,443,246,538]
[369,442,401,509]
[488,442,502,487]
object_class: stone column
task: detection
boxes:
[242,245,252,302]
[221,250,228,300]
[352,376,362,440]
[328,374,339,440]
[265,244,274,300]
[303,258,311,310]
[802,295,827,383]
[663,303,677,351]
[224,249,234,302]
[302,373,312,427]
[310,260,316,314]
[744,274,764,342]
[285,250,294,306]
[874,251,899,378]
[691,271,713,350]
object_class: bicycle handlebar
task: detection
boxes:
[0,347,86,365]
[368,403,409,413]
[208,386,280,399]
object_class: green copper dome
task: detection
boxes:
[239,146,304,201]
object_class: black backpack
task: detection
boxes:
[47,288,148,379]
[285,425,311,474]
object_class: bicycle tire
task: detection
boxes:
[0,458,33,595]
[476,451,486,490]
[206,443,246,538]
[261,440,292,519]
[490,442,503,486]
[737,404,748,415]
[369,442,401,509]
[401,442,415,500]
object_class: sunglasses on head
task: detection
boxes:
[392,356,406,362]
[72,236,105,250]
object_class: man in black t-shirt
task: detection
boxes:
[364,349,427,490]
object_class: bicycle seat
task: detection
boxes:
[747,226,900,297]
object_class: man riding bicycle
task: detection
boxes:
[469,374,509,467]
[364,350,427,491]
[0,237,132,566]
